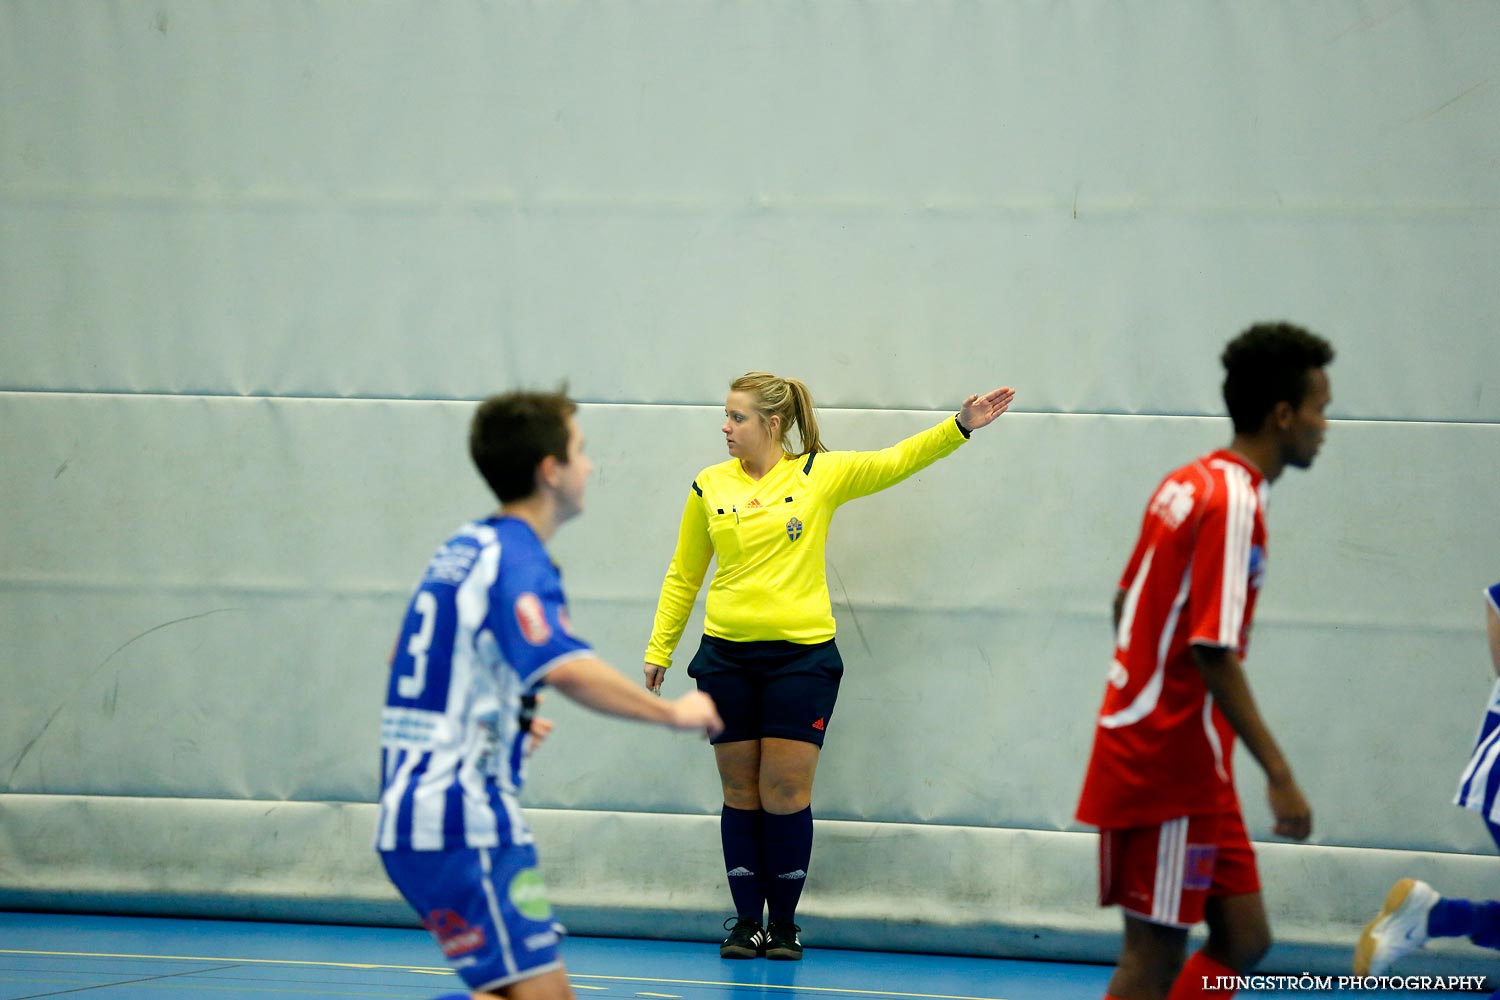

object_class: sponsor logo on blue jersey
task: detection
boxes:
[425,909,488,958]
[786,516,803,541]
[509,868,552,920]
[425,540,480,585]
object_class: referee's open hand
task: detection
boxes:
[959,386,1016,432]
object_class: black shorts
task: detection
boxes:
[686,635,844,747]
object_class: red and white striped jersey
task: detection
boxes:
[1077,449,1270,829]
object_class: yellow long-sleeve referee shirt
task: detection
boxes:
[645,416,969,668]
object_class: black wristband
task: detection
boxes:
[954,414,972,439]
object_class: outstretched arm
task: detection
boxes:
[826,385,1018,503]
[549,656,723,736]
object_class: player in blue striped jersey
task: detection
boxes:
[377,390,722,999]
[1355,581,1500,985]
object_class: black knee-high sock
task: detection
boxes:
[720,804,764,922]
[761,805,813,925]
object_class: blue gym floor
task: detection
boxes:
[0,912,1469,999]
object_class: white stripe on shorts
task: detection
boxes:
[479,847,519,980]
[1152,817,1188,926]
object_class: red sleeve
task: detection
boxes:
[1185,469,1254,651]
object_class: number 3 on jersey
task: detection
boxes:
[397,590,439,699]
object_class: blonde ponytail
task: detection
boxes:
[729,371,827,457]
[784,377,825,456]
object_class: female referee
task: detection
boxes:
[642,371,1015,960]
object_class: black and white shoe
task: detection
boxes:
[765,921,802,961]
[719,917,766,959]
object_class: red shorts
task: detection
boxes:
[1098,811,1260,928]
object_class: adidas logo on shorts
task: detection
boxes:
[727,866,755,877]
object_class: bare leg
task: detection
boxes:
[714,740,762,809]
[1201,892,1272,972]
[1107,913,1188,1000]
[758,737,819,814]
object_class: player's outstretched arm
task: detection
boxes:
[549,656,723,736]
[1192,644,1312,841]
[958,386,1016,432]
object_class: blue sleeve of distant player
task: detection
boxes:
[1487,581,1500,616]
[491,561,593,687]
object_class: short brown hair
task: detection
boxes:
[468,389,577,503]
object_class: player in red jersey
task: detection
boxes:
[1076,323,1335,1000]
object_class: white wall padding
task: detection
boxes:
[2,2,1498,419]
[3,392,1496,854]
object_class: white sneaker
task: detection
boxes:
[1354,878,1439,976]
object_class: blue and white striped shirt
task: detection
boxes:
[376,516,592,852]
[1454,581,1500,824]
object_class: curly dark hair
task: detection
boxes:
[1221,323,1335,433]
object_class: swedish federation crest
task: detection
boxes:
[785,516,803,541]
